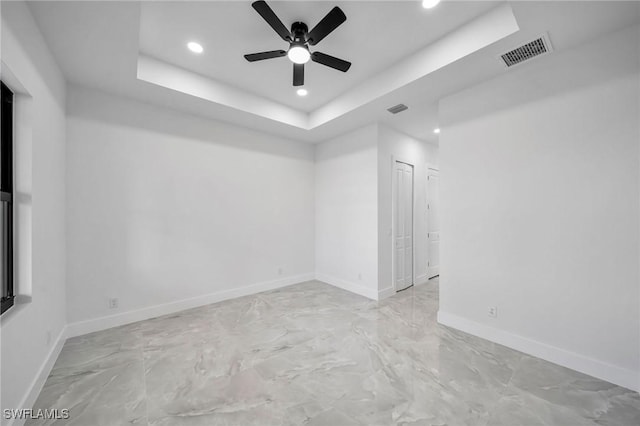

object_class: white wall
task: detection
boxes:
[65,87,315,328]
[378,125,439,296]
[438,25,640,391]
[315,125,379,299]
[314,124,438,300]
[0,1,67,419]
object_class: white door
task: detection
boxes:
[427,169,440,278]
[394,161,414,291]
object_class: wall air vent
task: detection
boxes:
[499,34,553,68]
[387,104,408,114]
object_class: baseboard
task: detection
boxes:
[7,326,67,426]
[379,275,428,299]
[66,273,315,338]
[315,273,378,300]
[437,310,639,392]
[415,274,429,286]
[378,286,396,300]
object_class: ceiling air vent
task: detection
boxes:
[499,34,553,68]
[387,104,408,114]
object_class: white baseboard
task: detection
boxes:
[7,326,68,426]
[415,274,429,286]
[378,286,396,300]
[315,273,378,300]
[66,273,315,338]
[427,267,439,278]
[437,310,639,392]
[379,275,429,300]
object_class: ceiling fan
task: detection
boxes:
[244,0,352,87]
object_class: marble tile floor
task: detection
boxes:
[28,278,640,425]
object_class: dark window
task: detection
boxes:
[1,81,14,315]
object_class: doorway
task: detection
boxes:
[394,161,414,292]
[427,168,439,278]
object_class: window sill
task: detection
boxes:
[0,294,32,326]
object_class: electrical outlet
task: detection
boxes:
[278,267,283,275]
[46,330,51,346]
[108,298,119,309]
[488,306,498,318]
[358,273,362,281]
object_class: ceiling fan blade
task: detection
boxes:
[307,7,346,46]
[244,50,287,62]
[252,1,291,42]
[293,63,304,86]
[311,52,351,72]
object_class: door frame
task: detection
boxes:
[427,167,439,279]
[391,156,416,292]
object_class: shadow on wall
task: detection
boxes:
[66,87,314,161]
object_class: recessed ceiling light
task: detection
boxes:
[422,0,441,9]
[297,88,308,97]
[433,128,441,134]
[288,45,311,64]
[187,42,203,54]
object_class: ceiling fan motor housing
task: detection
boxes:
[291,22,309,43]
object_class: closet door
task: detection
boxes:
[428,169,440,278]
[394,161,414,292]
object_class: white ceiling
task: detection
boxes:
[139,1,499,112]
[27,1,640,143]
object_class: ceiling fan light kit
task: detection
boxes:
[287,45,310,64]
[244,1,352,87]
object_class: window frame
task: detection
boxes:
[1,81,15,315]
